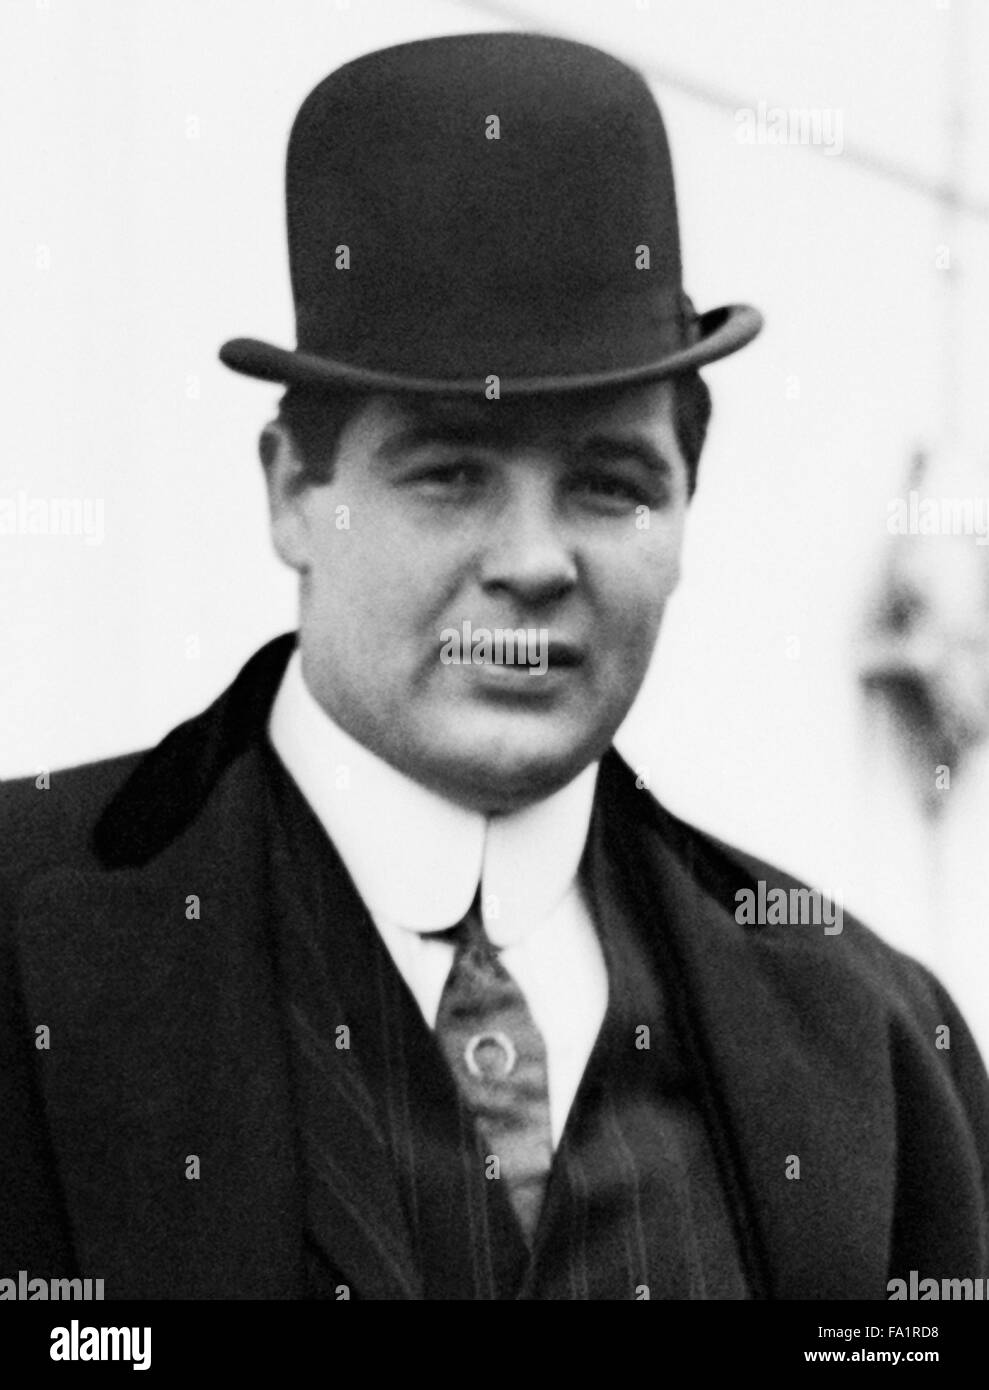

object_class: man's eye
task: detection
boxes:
[569,471,652,508]
[405,463,484,496]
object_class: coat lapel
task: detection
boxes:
[594,753,897,1299]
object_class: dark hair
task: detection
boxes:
[272,370,712,495]
[272,384,368,484]
[670,370,713,495]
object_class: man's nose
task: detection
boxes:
[477,479,578,606]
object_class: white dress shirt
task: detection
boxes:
[267,649,608,1147]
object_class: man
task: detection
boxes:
[2,32,987,1301]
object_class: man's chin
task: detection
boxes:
[413,731,605,815]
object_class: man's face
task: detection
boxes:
[268,381,691,813]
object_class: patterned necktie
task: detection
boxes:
[434,897,554,1245]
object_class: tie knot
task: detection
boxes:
[447,893,496,961]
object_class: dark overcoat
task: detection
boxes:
[2,634,987,1298]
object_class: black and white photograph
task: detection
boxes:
[2,0,988,1363]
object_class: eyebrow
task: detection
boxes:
[377,422,497,460]
[576,435,673,481]
[377,422,673,479]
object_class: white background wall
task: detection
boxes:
[3,0,988,1049]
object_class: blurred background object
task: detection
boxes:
[861,446,989,815]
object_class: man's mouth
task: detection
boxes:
[544,643,583,668]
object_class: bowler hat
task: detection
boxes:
[220,32,762,395]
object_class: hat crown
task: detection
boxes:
[285,33,686,381]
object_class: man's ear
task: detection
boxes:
[259,419,312,574]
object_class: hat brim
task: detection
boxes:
[218,304,763,395]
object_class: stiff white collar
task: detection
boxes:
[267,649,599,947]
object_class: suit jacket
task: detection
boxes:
[2,633,988,1299]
